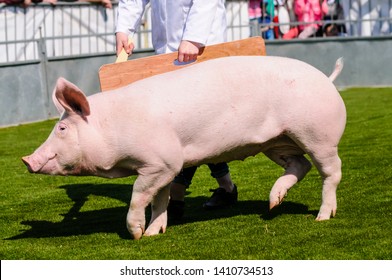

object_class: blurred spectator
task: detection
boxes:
[248,0,274,39]
[276,0,298,39]
[0,0,56,7]
[0,0,111,8]
[260,0,275,39]
[294,0,323,38]
[60,0,112,9]
[79,0,112,9]
[248,0,262,36]
[321,0,346,36]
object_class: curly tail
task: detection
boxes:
[329,57,344,82]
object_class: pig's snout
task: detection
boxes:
[22,151,59,174]
[22,153,55,174]
[22,156,37,173]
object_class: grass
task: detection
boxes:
[0,88,391,260]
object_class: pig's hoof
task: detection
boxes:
[144,215,167,237]
[269,200,280,210]
[128,224,144,240]
[269,192,287,210]
[315,206,336,221]
[144,225,166,237]
[315,214,331,221]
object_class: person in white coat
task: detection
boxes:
[115,0,238,219]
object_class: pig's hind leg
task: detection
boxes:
[266,151,312,210]
[307,147,342,221]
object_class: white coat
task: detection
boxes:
[116,0,227,54]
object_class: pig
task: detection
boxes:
[22,56,346,240]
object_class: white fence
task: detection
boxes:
[1,0,392,64]
[341,0,392,36]
[0,1,250,64]
[1,3,120,63]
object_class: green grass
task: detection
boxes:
[1,88,391,260]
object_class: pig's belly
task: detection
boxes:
[183,134,305,166]
[95,166,137,179]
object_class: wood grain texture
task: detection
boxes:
[99,37,266,92]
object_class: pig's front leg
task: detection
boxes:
[144,184,170,236]
[126,186,147,240]
[126,170,176,239]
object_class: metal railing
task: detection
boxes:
[1,3,121,64]
[253,0,392,39]
[1,0,392,65]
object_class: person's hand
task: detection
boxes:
[178,40,202,63]
[22,0,32,7]
[80,0,112,9]
[101,0,112,9]
[116,32,134,57]
[42,0,57,5]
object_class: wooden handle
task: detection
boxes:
[115,38,132,63]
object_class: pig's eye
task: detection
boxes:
[57,122,68,135]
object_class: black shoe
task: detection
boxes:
[203,185,238,210]
[167,199,185,220]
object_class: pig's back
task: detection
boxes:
[127,55,337,103]
[95,56,342,133]
[122,56,340,116]
[96,56,342,121]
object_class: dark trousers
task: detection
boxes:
[172,162,229,187]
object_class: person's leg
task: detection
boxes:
[203,162,238,209]
[170,166,197,201]
[168,166,197,219]
[208,162,235,192]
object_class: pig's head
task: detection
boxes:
[22,77,95,176]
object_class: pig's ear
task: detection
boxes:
[52,77,91,119]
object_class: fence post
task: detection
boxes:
[37,26,52,118]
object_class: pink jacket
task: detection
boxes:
[294,0,323,31]
[248,0,262,19]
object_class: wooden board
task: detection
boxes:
[99,36,266,92]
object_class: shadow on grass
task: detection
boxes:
[7,183,317,240]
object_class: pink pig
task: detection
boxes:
[22,56,346,240]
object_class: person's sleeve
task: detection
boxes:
[182,0,221,45]
[115,0,149,35]
[311,0,322,18]
[294,0,305,17]
[0,0,24,4]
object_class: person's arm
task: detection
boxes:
[81,0,112,9]
[115,0,149,56]
[1,0,32,7]
[178,0,223,62]
[182,0,221,45]
[0,0,24,5]
[294,0,305,19]
[311,0,322,21]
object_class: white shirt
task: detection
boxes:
[116,0,227,54]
